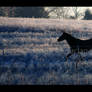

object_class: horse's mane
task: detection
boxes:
[64,32,77,40]
[64,32,92,41]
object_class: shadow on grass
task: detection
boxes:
[0,26,45,33]
[0,51,71,84]
[0,50,92,84]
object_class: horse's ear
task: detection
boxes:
[63,30,65,32]
[61,30,66,34]
[63,31,66,34]
[63,30,66,33]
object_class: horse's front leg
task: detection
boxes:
[66,48,74,59]
[66,52,73,61]
[66,53,73,58]
[66,51,74,60]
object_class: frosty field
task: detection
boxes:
[1,17,92,85]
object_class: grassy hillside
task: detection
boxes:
[0,17,92,85]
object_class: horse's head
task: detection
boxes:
[57,32,67,42]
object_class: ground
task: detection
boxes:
[0,17,92,85]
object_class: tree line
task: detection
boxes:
[0,7,92,20]
[0,7,49,18]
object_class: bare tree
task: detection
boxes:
[46,7,70,19]
[71,7,85,19]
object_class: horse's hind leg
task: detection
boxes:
[78,53,85,61]
[75,59,80,69]
[75,53,84,69]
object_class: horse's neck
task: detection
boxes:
[65,34,77,45]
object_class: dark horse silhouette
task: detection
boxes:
[57,32,92,61]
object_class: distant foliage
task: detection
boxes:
[0,7,16,17]
[83,9,92,20]
[0,7,49,18]
[15,7,49,18]
[0,8,4,16]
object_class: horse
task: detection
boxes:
[57,32,92,68]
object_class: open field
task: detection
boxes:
[0,17,92,85]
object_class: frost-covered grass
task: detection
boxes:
[0,17,92,85]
